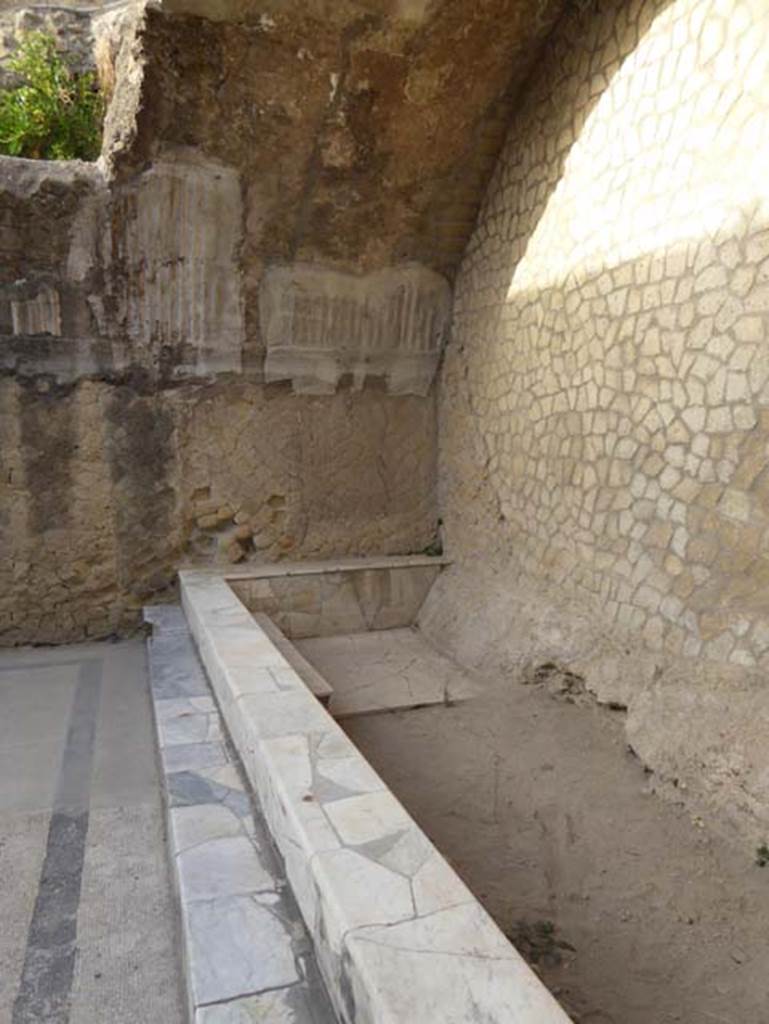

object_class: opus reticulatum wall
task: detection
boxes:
[423,0,769,837]
[435,0,769,670]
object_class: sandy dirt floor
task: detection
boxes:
[344,656,769,1024]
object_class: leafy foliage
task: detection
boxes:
[0,32,104,161]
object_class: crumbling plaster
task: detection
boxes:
[0,376,436,643]
[3,0,567,642]
[3,0,769,844]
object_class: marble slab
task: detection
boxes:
[179,570,573,1024]
[227,558,444,639]
[219,554,450,578]
[296,627,481,717]
[144,607,337,1024]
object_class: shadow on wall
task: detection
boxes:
[438,0,769,672]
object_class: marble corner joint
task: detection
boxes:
[143,603,338,1024]
[178,570,574,1024]
[259,262,452,396]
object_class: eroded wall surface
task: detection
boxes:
[0,376,434,643]
[425,0,769,837]
[128,0,566,387]
[1,0,569,644]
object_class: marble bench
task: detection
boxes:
[180,563,573,1024]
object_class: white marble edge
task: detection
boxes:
[179,570,573,1024]
[252,612,334,702]
[177,553,450,581]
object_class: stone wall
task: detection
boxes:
[424,0,769,839]
[126,0,567,386]
[1,0,567,644]
[0,373,435,643]
[0,4,96,87]
[0,145,435,646]
[0,0,569,650]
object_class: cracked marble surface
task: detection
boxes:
[296,627,481,717]
[180,574,573,1024]
[145,605,338,1023]
[194,983,334,1024]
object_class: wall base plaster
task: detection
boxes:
[0,379,436,645]
[420,558,769,845]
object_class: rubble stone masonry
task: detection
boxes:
[436,0,769,672]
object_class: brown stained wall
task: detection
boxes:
[130,0,566,348]
[0,378,435,643]
[0,152,439,652]
[0,0,567,643]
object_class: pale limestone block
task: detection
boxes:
[186,895,299,1005]
[733,405,758,429]
[719,488,751,522]
[707,406,733,432]
[260,263,451,395]
[323,790,412,847]
[313,847,414,952]
[345,904,572,1024]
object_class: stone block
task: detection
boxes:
[260,263,451,395]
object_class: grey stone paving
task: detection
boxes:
[144,605,338,1024]
[0,639,185,1024]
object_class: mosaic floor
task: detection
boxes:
[0,640,184,1024]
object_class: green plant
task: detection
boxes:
[756,842,769,867]
[0,32,104,160]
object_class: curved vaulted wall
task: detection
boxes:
[424,0,769,837]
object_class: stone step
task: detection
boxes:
[143,604,339,1024]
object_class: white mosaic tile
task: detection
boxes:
[322,790,412,847]
[194,986,334,1023]
[170,803,244,853]
[345,903,570,1023]
[159,709,222,747]
[144,605,339,1023]
[161,741,229,774]
[312,848,414,952]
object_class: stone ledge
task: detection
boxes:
[252,611,334,705]
[179,553,451,579]
[225,556,447,640]
[179,571,573,1024]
